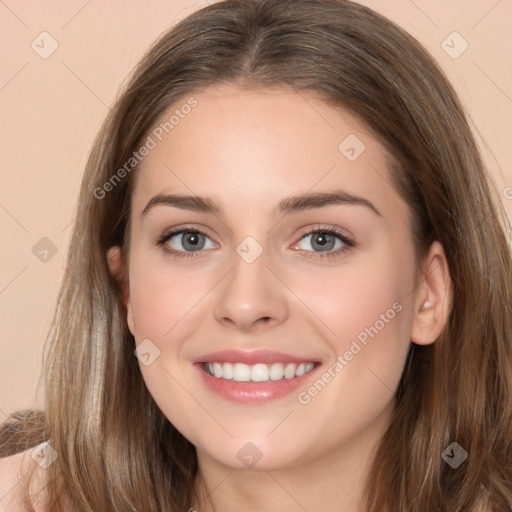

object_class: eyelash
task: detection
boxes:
[155,224,355,260]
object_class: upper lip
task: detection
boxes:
[193,349,320,365]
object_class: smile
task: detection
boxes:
[203,361,317,382]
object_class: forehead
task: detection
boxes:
[132,84,406,221]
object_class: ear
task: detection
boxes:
[107,246,134,336]
[410,241,453,345]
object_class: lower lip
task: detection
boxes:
[194,363,320,404]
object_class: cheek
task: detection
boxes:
[340,249,414,362]
[129,277,177,340]
[292,244,415,349]
[128,250,209,340]
[292,245,415,402]
[127,252,208,438]
[336,264,405,344]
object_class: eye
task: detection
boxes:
[156,225,355,260]
[157,227,217,257]
[291,227,355,259]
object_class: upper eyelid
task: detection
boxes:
[158,226,219,250]
[160,230,353,263]
[161,224,215,238]
[159,224,350,237]
[159,224,354,248]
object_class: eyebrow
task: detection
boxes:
[141,189,381,217]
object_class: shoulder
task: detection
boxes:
[0,451,26,508]
[0,446,48,512]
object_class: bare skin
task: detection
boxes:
[0,449,47,511]
[107,85,452,512]
[0,85,452,512]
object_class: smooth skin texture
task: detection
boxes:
[0,450,47,511]
[107,85,452,512]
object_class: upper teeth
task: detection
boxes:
[205,362,315,382]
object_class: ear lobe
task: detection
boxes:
[410,241,453,346]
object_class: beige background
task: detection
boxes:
[1,0,511,420]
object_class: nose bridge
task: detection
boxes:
[213,240,288,331]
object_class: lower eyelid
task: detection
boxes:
[297,233,343,249]
[166,231,217,250]
[158,228,354,257]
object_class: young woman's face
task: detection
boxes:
[123,85,422,471]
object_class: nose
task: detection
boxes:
[213,248,289,333]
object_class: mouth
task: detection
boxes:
[193,350,322,403]
[202,361,318,382]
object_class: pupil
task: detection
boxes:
[183,232,203,251]
[312,233,334,251]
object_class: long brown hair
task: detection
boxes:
[2,0,511,510]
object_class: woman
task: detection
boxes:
[1,0,511,510]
